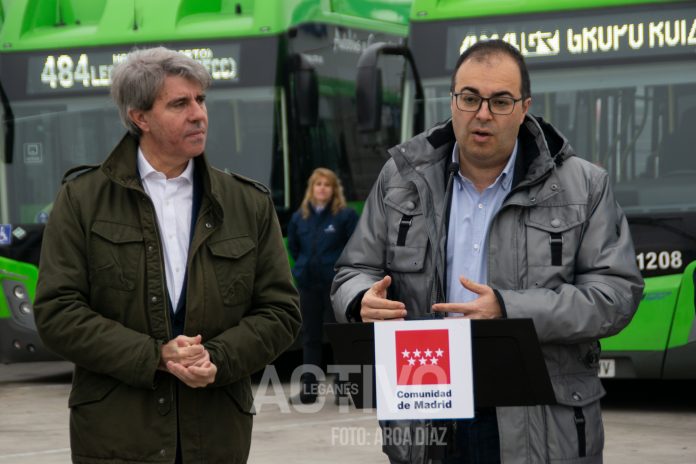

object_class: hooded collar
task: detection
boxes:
[390,114,575,189]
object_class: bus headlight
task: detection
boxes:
[2,281,36,330]
[13,285,26,299]
[19,302,32,315]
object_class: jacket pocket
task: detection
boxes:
[384,187,427,268]
[524,205,586,288]
[546,375,605,462]
[387,245,427,272]
[224,378,255,415]
[68,369,120,408]
[208,236,256,307]
[68,369,172,462]
[89,221,143,291]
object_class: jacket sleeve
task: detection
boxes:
[497,170,644,344]
[331,168,390,322]
[34,184,161,389]
[205,195,301,385]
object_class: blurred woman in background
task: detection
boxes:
[288,168,358,404]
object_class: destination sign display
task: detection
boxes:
[26,44,240,95]
[445,4,696,69]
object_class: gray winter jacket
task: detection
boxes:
[331,115,644,464]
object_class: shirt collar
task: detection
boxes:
[137,146,194,183]
[450,139,518,191]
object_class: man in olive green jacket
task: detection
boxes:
[34,47,301,463]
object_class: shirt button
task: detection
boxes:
[159,449,166,457]
[148,245,154,252]
[478,203,484,209]
[473,244,480,251]
[158,397,165,404]
[551,218,561,228]
[205,222,213,229]
[151,296,158,303]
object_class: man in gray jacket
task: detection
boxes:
[332,39,643,463]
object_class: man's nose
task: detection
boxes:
[189,102,207,121]
[475,100,493,120]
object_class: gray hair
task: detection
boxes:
[110,47,212,135]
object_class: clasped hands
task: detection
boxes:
[360,275,502,322]
[159,334,217,388]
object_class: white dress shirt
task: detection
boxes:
[137,147,194,311]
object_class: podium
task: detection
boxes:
[325,319,556,409]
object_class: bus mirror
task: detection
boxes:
[356,42,424,134]
[0,83,13,163]
[291,54,319,127]
[357,65,383,132]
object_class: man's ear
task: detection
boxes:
[128,108,149,133]
[519,97,532,123]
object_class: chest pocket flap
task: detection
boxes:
[384,187,422,216]
[89,221,143,290]
[208,236,256,307]
[524,205,586,268]
[208,236,255,259]
[525,204,586,233]
[91,221,143,244]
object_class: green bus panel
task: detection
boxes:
[666,260,696,349]
[409,0,689,21]
[0,0,410,51]
[0,256,38,318]
[601,274,680,352]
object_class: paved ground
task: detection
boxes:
[1,361,695,463]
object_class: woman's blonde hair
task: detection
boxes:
[300,167,347,219]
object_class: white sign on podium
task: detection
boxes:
[374,319,474,420]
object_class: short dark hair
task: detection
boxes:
[450,39,531,99]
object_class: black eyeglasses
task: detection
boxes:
[451,92,523,115]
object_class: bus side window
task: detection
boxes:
[659,106,696,176]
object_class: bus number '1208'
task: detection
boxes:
[636,251,682,271]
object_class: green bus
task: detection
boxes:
[358,0,696,379]
[0,0,410,363]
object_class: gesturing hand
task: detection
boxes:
[360,276,407,322]
[431,277,502,319]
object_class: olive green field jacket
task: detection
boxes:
[34,133,301,463]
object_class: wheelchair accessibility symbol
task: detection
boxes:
[0,224,11,245]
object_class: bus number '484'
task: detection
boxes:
[636,251,682,271]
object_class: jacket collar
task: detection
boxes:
[101,133,225,219]
[391,114,575,189]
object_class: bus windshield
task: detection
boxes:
[1,85,279,225]
[421,58,696,215]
